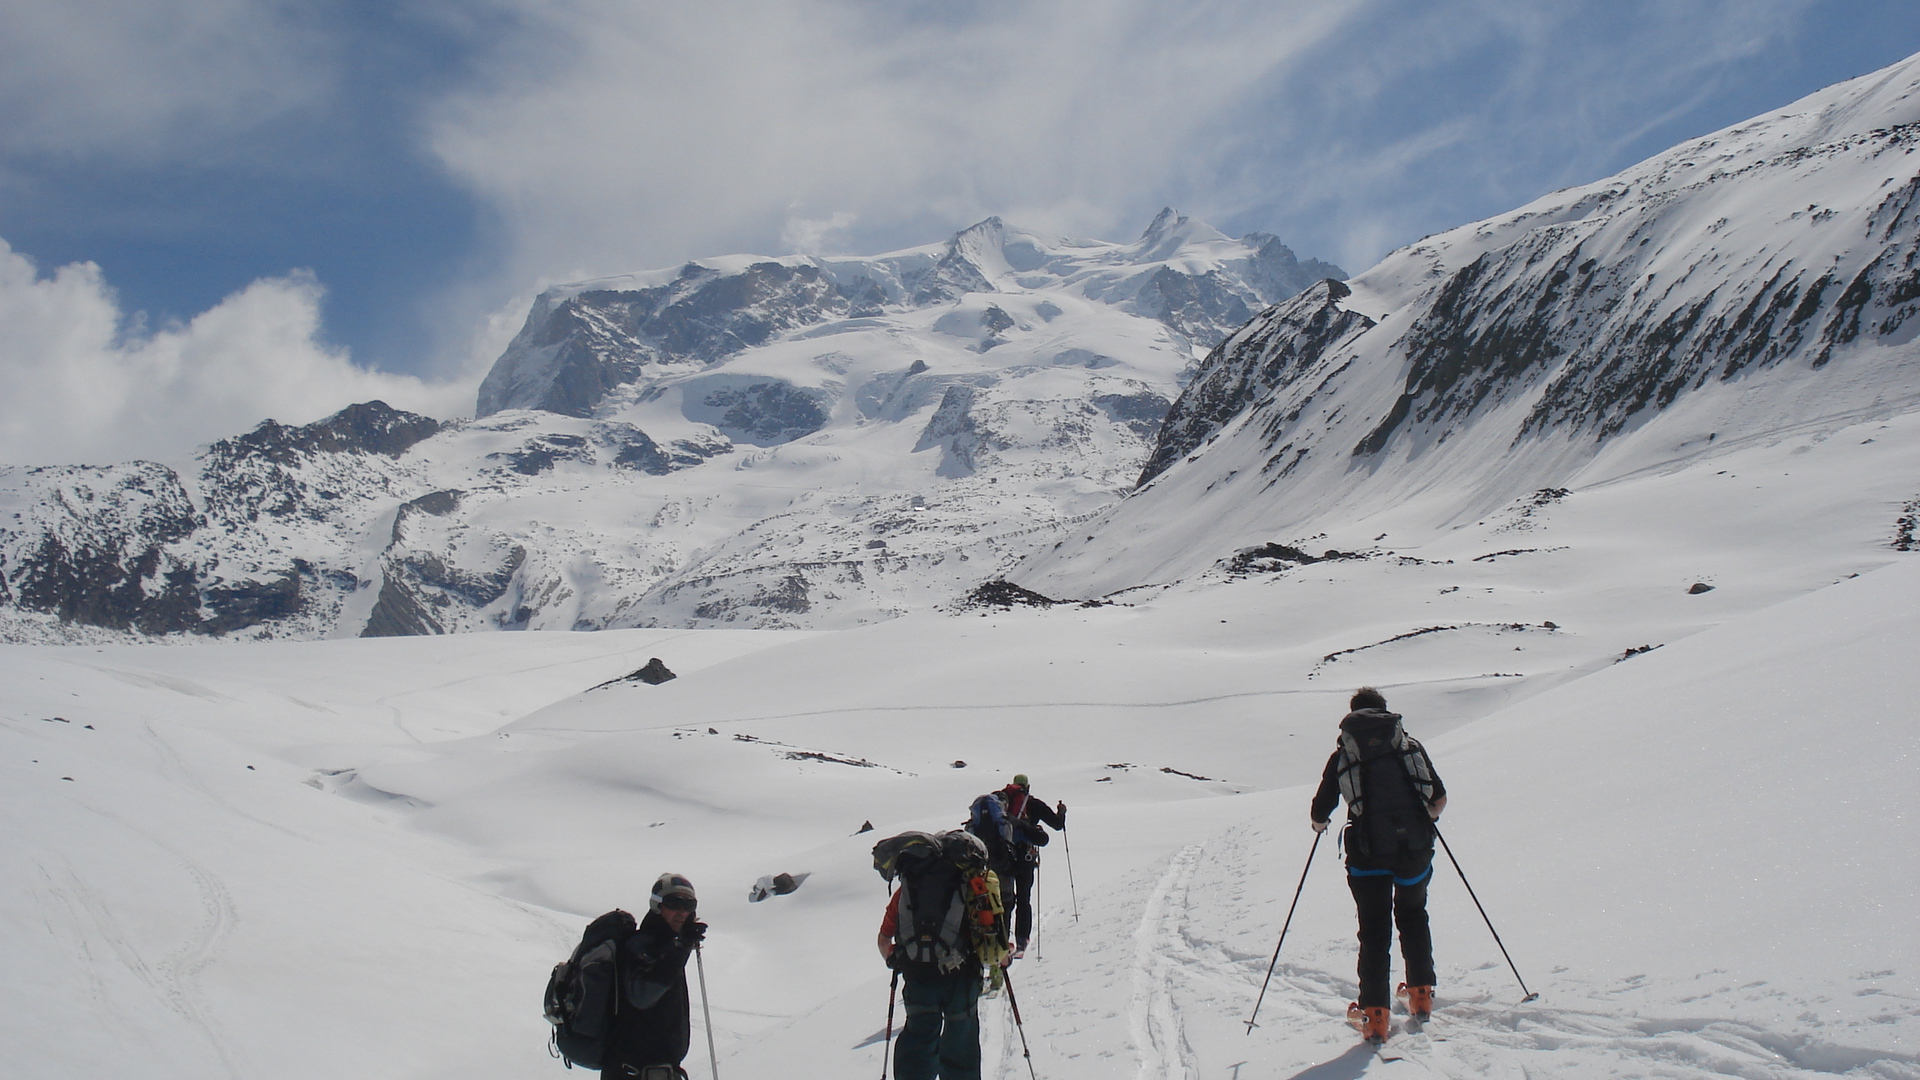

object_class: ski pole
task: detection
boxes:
[1060,825,1080,922]
[1001,969,1040,1080]
[881,967,899,1080]
[1245,828,1322,1033]
[1433,826,1537,1002]
[695,944,722,1079]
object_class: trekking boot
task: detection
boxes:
[1346,1002,1390,1042]
[1396,982,1434,1020]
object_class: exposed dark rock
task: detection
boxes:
[478,261,860,417]
[392,491,462,543]
[1688,582,1716,594]
[199,566,305,635]
[207,401,444,466]
[361,577,442,637]
[629,658,677,684]
[699,382,830,445]
[489,434,592,475]
[360,544,526,638]
[1224,543,1367,575]
[961,579,1058,608]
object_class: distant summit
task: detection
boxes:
[476,212,1343,419]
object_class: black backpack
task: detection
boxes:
[1335,717,1438,862]
[544,909,635,1069]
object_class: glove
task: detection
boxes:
[1311,819,1328,834]
[884,948,901,970]
[680,920,708,947]
[1055,801,1067,825]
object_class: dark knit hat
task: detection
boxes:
[649,873,696,913]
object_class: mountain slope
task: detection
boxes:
[1020,52,1920,598]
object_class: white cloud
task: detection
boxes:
[0,240,472,468]
[421,0,1841,296]
[0,0,334,164]
[426,0,1360,286]
[781,210,860,256]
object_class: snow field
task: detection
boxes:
[5,508,1917,1077]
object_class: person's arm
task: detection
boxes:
[1309,749,1343,829]
[1415,743,1447,818]
[877,890,901,964]
[1029,798,1066,830]
[624,929,693,1010]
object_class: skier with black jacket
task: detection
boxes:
[1309,687,1447,1043]
[602,874,707,1079]
[997,774,1066,957]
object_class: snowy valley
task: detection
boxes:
[5,47,1920,1080]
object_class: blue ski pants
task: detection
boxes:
[895,971,981,1080]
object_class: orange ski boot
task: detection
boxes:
[1396,982,1435,1020]
[1346,1002,1390,1042]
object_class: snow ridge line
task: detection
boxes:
[1130,842,1205,1080]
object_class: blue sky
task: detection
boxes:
[1,0,1918,464]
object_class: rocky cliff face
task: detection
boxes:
[0,401,442,642]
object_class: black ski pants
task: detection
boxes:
[1347,867,1434,1008]
[1004,860,1037,947]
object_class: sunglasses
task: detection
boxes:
[659,896,697,912]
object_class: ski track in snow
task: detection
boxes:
[37,815,243,1078]
[1131,842,1206,1079]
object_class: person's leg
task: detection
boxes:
[1393,873,1435,990]
[1011,862,1036,948]
[1347,872,1394,1008]
[935,974,982,1080]
[894,975,944,1080]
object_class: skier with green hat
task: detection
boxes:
[993,775,1065,958]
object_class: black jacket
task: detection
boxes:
[1008,792,1065,863]
[605,911,694,1070]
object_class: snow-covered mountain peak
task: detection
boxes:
[1128,206,1233,264]
[3,213,1344,642]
